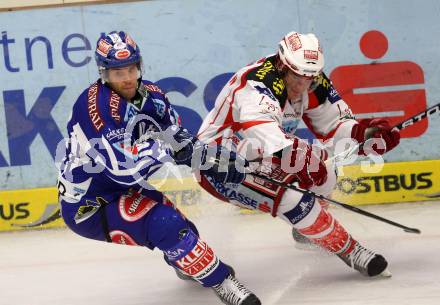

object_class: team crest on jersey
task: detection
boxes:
[74,197,107,224]
[152,98,166,118]
[124,103,138,123]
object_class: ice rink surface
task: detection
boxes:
[1,199,439,305]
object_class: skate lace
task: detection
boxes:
[213,275,251,305]
[347,243,376,270]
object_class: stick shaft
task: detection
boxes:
[328,102,440,163]
[251,173,421,234]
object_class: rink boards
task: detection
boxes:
[1,159,439,232]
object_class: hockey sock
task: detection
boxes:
[163,228,230,287]
[297,208,356,256]
[147,204,229,287]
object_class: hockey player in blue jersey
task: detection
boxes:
[57,31,260,305]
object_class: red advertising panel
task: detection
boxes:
[330,31,427,138]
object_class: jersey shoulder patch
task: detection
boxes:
[246,56,287,106]
[309,72,341,107]
[143,82,165,95]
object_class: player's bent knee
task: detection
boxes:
[147,204,190,250]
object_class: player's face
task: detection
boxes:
[283,70,314,101]
[106,64,140,100]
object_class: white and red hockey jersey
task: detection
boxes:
[198,54,358,160]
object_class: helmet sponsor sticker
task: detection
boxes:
[286,32,302,51]
[113,42,127,50]
[97,39,112,57]
[125,34,137,49]
[304,50,319,61]
[115,49,131,59]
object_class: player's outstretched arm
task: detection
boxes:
[160,125,248,184]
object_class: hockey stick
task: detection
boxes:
[327,102,440,163]
[250,172,421,234]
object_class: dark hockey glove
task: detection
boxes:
[351,118,400,155]
[160,125,248,184]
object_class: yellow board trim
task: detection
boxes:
[332,159,440,205]
[1,160,439,231]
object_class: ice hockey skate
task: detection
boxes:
[291,227,318,250]
[212,274,261,305]
[338,241,392,277]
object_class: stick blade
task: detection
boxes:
[404,228,421,234]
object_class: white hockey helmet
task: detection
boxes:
[278,31,324,78]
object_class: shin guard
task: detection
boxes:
[163,229,229,287]
[298,208,355,255]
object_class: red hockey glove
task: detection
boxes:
[351,118,400,155]
[288,138,328,189]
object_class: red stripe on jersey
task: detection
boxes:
[198,67,254,138]
[233,120,273,132]
[303,114,344,142]
[197,95,231,137]
[307,91,320,109]
[319,121,344,142]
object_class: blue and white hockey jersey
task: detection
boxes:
[57,80,180,206]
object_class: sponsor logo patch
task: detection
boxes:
[119,193,158,222]
[109,91,121,122]
[115,49,131,59]
[175,239,218,279]
[286,32,302,51]
[87,83,104,131]
[110,230,138,246]
[97,39,112,57]
[304,50,319,60]
[283,192,315,225]
[126,34,137,49]
[144,84,164,94]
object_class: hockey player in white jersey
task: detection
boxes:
[197,31,400,277]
